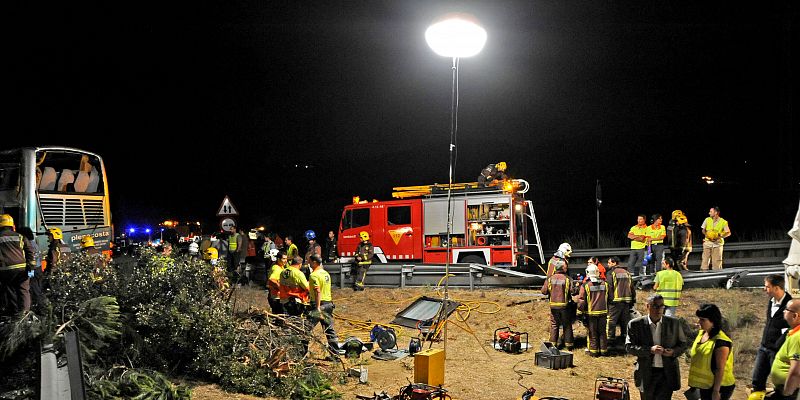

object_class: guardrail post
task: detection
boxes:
[65,330,86,400]
[340,264,351,289]
[401,265,414,288]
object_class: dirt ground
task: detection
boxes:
[195,285,766,400]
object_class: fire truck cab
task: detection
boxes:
[338,180,544,268]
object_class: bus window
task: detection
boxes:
[36,151,104,194]
[0,164,20,192]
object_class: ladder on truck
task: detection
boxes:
[392,179,527,199]
[392,179,546,267]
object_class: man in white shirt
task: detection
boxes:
[749,275,792,400]
[626,294,688,400]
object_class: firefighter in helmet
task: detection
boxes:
[352,231,374,291]
[203,247,219,266]
[541,255,575,350]
[44,227,71,273]
[80,235,99,255]
[546,242,572,277]
[0,214,36,315]
[576,263,609,357]
[667,210,692,270]
[478,161,509,187]
[303,230,322,277]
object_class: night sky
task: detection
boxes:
[8,1,799,248]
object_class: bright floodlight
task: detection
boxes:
[425,13,487,58]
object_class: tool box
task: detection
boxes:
[534,342,573,370]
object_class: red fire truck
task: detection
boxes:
[337,179,544,269]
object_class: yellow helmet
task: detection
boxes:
[676,215,688,225]
[706,231,719,240]
[203,247,219,260]
[0,214,14,228]
[671,210,685,220]
[359,231,370,241]
[47,227,63,240]
[495,162,507,172]
[80,235,95,248]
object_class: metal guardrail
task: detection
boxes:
[324,263,544,289]
[569,240,791,259]
[323,240,792,290]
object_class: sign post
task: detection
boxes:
[216,196,240,232]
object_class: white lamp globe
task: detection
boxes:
[425,13,487,58]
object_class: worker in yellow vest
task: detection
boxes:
[769,299,800,400]
[308,254,341,359]
[279,256,310,316]
[653,257,684,317]
[646,214,666,275]
[688,303,736,400]
[627,214,649,276]
[267,251,287,314]
[701,206,731,270]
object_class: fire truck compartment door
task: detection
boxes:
[423,199,465,235]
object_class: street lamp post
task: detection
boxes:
[425,13,486,354]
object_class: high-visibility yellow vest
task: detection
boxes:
[228,233,239,251]
[647,224,665,245]
[688,330,735,389]
[703,217,728,245]
[310,268,333,303]
[771,325,800,386]
[629,225,648,250]
[655,269,683,306]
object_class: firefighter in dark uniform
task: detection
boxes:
[667,210,692,270]
[546,242,572,277]
[44,227,71,273]
[0,214,36,315]
[576,263,609,357]
[541,259,575,349]
[353,231,373,291]
[605,256,635,347]
[477,161,508,187]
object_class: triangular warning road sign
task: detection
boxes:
[216,196,239,216]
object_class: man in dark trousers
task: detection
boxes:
[541,259,575,350]
[749,274,791,400]
[606,256,635,348]
[626,294,688,400]
[0,214,36,316]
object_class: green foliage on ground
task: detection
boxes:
[0,249,339,399]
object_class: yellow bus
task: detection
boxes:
[0,146,113,253]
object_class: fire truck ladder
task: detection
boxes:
[392,179,529,199]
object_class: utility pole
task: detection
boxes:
[596,179,602,248]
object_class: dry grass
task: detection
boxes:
[192,286,766,400]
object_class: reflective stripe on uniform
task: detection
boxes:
[0,262,26,271]
[0,236,22,244]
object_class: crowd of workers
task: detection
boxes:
[194,226,374,359]
[0,214,104,316]
[541,240,796,400]
[2,202,788,399]
[626,207,731,276]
